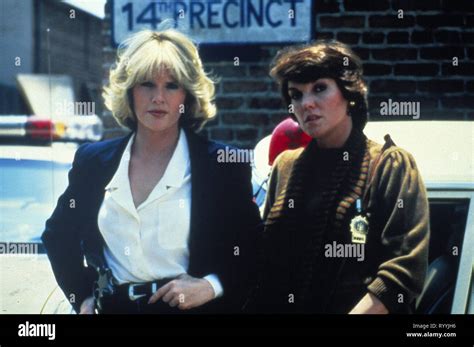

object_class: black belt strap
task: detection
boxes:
[115,278,175,300]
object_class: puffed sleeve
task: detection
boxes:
[366,148,430,313]
[41,143,96,313]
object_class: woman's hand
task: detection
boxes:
[349,292,389,314]
[79,296,95,314]
[148,274,215,310]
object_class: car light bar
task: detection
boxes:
[0,115,103,142]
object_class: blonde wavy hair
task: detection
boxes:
[103,29,217,132]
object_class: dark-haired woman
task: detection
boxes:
[255,41,429,314]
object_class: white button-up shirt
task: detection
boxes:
[98,129,223,298]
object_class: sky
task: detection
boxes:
[62,0,106,19]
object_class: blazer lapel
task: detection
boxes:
[82,133,133,253]
[95,133,133,187]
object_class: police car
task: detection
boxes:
[252,120,474,314]
[0,115,102,314]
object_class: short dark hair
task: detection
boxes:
[270,40,369,131]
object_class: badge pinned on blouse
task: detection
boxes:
[350,199,369,244]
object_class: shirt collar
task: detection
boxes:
[105,128,190,192]
[137,129,190,210]
[160,128,190,189]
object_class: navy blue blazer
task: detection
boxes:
[42,128,262,313]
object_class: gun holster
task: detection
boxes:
[84,252,116,313]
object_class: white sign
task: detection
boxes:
[112,0,312,46]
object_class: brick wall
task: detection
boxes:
[102,0,474,148]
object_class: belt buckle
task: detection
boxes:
[128,282,158,301]
[128,283,145,301]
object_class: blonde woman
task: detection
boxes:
[42,29,261,314]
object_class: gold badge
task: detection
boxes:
[350,215,369,244]
[350,199,369,244]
